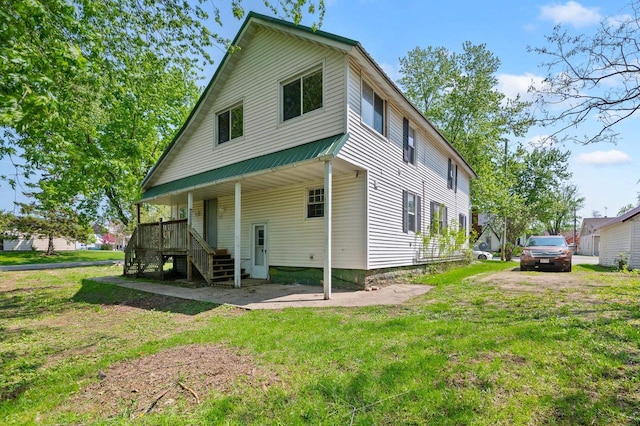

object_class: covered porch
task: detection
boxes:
[125,134,364,299]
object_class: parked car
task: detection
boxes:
[520,235,572,272]
[472,250,493,260]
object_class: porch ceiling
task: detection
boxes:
[141,134,361,205]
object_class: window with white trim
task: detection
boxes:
[217,104,243,144]
[430,201,447,235]
[403,190,421,233]
[458,213,467,232]
[307,188,324,218]
[362,80,385,135]
[282,68,323,121]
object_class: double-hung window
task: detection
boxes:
[402,190,421,233]
[217,104,243,144]
[403,117,416,164]
[430,201,447,235]
[282,68,323,121]
[458,213,467,233]
[447,159,454,189]
[362,81,385,135]
[307,188,324,218]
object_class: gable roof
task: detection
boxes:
[578,217,612,236]
[600,205,640,230]
[142,11,476,194]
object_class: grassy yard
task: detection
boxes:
[1,262,639,424]
[0,250,124,265]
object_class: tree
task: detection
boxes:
[530,1,640,144]
[15,183,92,255]
[0,210,17,241]
[1,0,325,227]
[538,184,585,235]
[398,43,532,213]
[592,210,603,218]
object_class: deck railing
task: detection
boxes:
[189,228,216,284]
[137,219,188,252]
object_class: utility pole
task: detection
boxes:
[501,139,508,261]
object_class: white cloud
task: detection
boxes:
[577,150,632,165]
[497,73,545,102]
[539,1,601,28]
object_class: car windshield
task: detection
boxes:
[526,237,567,247]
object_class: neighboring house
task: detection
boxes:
[577,217,611,256]
[125,13,476,295]
[598,206,640,269]
[2,235,76,251]
[475,222,501,252]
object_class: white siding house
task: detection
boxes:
[2,236,76,251]
[577,217,610,256]
[598,206,640,270]
[129,13,476,294]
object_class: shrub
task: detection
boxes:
[100,244,113,251]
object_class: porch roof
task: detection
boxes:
[141,133,349,202]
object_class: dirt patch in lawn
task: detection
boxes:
[475,268,607,304]
[68,344,279,419]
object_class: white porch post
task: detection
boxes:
[187,192,193,227]
[234,181,242,288]
[323,160,332,300]
[187,191,193,281]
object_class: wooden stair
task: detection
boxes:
[209,253,250,282]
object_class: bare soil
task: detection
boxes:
[476,268,608,304]
[68,344,279,419]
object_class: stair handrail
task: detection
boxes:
[189,227,216,256]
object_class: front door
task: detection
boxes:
[252,223,268,279]
[205,199,218,249]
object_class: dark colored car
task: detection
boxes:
[520,235,572,272]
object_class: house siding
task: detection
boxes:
[341,59,471,269]
[3,237,76,251]
[150,27,346,187]
[599,222,632,267]
[212,174,366,275]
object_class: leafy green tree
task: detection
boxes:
[0,210,17,241]
[529,1,640,144]
[15,182,93,255]
[538,184,585,235]
[398,43,532,213]
[1,0,325,227]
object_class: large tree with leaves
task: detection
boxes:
[530,1,640,144]
[1,0,325,227]
[398,43,532,214]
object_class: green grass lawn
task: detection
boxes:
[1,262,639,424]
[0,250,124,265]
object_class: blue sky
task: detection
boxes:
[1,0,637,219]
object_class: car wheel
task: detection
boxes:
[564,263,572,273]
[520,265,528,271]
[479,254,487,260]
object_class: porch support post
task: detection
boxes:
[323,160,332,300]
[234,181,242,288]
[187,192,193,281]
[136,203,141,225]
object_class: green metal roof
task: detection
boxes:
[141,134,349,201]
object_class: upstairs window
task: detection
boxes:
[454,165,458,193]
[307,188,324,218]
[217,104,243,144]
[403,117,416,164]
[402,190,421,233]
[283,69,323,121]
[447,159,454,189]
[362,81,385,135]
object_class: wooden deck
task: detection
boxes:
[124,219,248,284]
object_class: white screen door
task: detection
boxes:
[252,223,268,279]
